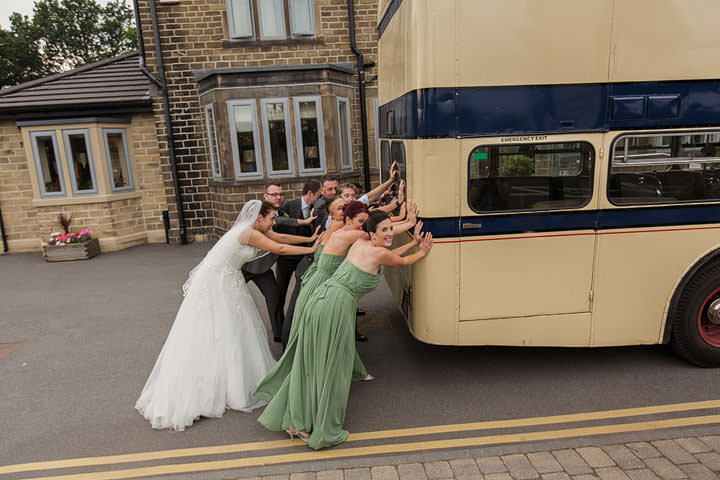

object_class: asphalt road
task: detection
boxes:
[2,242,720,477]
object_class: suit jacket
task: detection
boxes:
[313,196,329,233]
[276,198,312,238]
[242,205,295,275]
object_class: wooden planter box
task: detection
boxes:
[42,237,101,262]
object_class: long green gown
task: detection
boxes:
[256,259,381,450]
[254,249,368,403]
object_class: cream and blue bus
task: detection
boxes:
[377,0,720,366]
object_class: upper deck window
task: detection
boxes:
[468,142,594,212]
[608,132,720,205]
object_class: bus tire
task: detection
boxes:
[670,261,720,367]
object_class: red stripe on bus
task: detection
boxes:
[434,225,720,244]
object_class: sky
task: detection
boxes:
[0,0,118,29]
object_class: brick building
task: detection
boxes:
[0,0,380,253]
[0,52,168,253]
[135,0,380,243]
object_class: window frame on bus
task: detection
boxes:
[466,140,596,214]
[607,129,720,207]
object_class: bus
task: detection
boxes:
[376,0,720,366]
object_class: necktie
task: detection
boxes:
[303,205,310,219]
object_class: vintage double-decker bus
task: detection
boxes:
[377,0,720,366]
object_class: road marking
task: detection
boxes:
[3,399,720,476]
[21,414,720,480]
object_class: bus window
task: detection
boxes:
[390,141,406,181]
[380,140,391,181]
[467,142,594,212]
[608,132,720,205]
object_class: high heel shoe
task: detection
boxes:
[285,428,310,443]
[362,373,374,381]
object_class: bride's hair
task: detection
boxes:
[342,200,369,222]
[362,210,391,233]
[258,200,276,217]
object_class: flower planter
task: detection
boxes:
[42,237,101,262]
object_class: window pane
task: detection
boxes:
[35,135,62,193]
[229,0,253,38]
[338,100,350,168]
[468,142,594,212]
[380,140,391,180]
[609,132,720,205]
[233,104,259,174]
[106,132,131,189]
[390,141,406,182]
[299,100,320,169]
[289,0,314,36]
[265,101,289,171]
[67,133,95,191]
[259,0,285,38]
[205,106,221,177]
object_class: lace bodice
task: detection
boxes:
[202,228,259,273]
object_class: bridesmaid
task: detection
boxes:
[256,210,433,450]
[255,201,370,402]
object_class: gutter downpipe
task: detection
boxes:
[132,0,162,89]
[0,206,8,253]
[136,0,187,244]
[347,0,374,193]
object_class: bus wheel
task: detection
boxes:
[670,262,720,367]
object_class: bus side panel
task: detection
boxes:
[457,313,591,347]
[592,227,720,346]
[457,0,612,88]
[458,233,595,321]
[611,0,720,83]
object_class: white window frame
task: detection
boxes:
[257,0,287,40]
[293,96,326,174]
[289,0,316,37]
[204,104,222,178]
[62,129,98,195]
[261,97,295,176]
[30,131,66,198]
[337,96,353,170]
[227,99,263,179]
[103,128,135,192]
[226,0,255,39]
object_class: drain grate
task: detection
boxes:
[0,342,25,360]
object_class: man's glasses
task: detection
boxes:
[266,193,284,197]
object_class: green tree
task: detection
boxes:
[0,13,47,88]
[0,0,137,88]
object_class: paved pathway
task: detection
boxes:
[236,435,720,479]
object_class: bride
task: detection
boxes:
[136,199,319,431]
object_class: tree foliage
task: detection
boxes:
[0,0,137,88]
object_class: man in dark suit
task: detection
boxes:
[275,179,321,315]
[242,182,315,342]
[312,174,340,233]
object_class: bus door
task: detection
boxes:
[456,137,599,346]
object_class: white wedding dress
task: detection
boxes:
[136,201,276,431]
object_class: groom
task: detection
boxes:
[242,183,315,342]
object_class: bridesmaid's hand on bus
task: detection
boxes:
[412,221,424,244]
[397,179,406,205]
[419,232,433,256]
[407,200,418,225]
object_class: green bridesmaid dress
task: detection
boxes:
[256,259,381,450]
[254,250,368,402]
